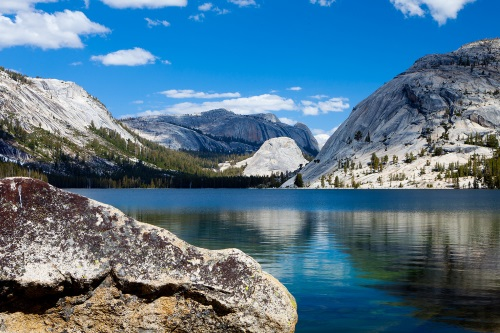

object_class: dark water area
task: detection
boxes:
[71,189,500,333]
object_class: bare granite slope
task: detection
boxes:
[0,72,134,147]
[234,137,308,177]
[288,39,500,189]
[0,177,297,332]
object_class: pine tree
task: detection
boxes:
[294,173,304,188]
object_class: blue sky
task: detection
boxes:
[0,0,499,146]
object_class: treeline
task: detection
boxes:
[0,114,290,188]
[48,173,283,189]
[0,66,31,85]
[0,160,47,181]
[464,133,499,148]
[434,152,500,189]
[0,161,48,182]
[46,156,284,189]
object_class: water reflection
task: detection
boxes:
[129,208,500,332]
[71,188,500,333]
[329,211,500,332]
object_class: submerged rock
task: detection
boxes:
[0,177,297,333]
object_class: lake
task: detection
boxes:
[70,189,500,333]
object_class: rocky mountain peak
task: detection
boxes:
[249,113,281,123]
[124,109,319,156]
[288,39,500,189]
[202,108,234,118]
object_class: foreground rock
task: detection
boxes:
[0,178,297,333]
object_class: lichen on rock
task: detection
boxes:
[0,177,297,333]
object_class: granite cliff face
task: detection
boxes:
[122,109,320,156]
[0,178,298,332]
[290,39,500,188]
[0,69,138,177]
[0,71,134,153]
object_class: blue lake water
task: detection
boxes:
[70,189,500,333]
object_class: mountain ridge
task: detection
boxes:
[288,38,500,189]
[122,109,320,156]
[0,68,288,188]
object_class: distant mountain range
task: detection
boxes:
[287,38,500,189]
[0,67,316,188]
[122,109,319,157]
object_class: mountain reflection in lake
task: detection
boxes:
[71,189,500,333]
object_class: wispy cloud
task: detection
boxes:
[0,10,109,49]
[301,97,349,116]
[91,47,158,66]
[196,2,230,16]
[99,0,187,9]
[227,0,257,7]
[390,0,475,25]
[70,61,83,66]
[310,94,329,100]
[189,13,205,22]
[198,2,213,11]
[132,100,144,104]
[310,0,335,7]
[145,18,170,28]
[161,89,241,99]
[287,86,302,91]
[141,94,296,116]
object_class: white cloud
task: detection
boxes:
[0,0,58,14]
[161,89,241,99]
[91,47,158,66]
[310,0,335,7]
[279,117,298,126]
[301,97,349,116]
[199,2,213,11]
[287,86,302,91]
[197,3,230,15]
[162,59,172,65]
[145,18,170,27]
[70,61,83,66]
[390,0,475,25]
[312,127,338,148]
[100,0,187,9]
[189,13,205,21]
[147,94,296,116]
[0,10,109,49]
[228,0,256,7]
[84,0,90,9]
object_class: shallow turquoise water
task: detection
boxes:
[71,189,500,332]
